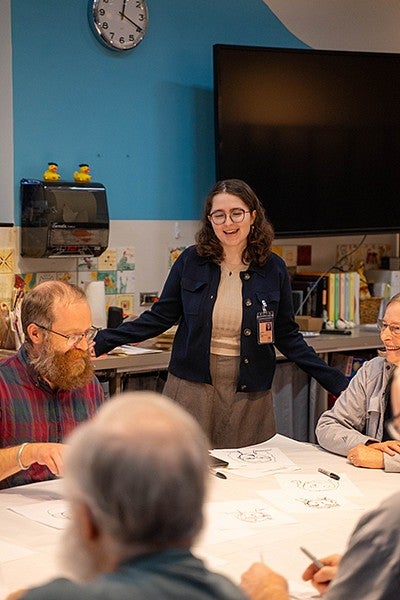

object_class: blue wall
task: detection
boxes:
[12,0,305,220]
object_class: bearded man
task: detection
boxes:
[0,281,104,488]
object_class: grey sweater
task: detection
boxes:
[325,491,400,600]
[316,356,400,472]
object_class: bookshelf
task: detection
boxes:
[292,271,361,326]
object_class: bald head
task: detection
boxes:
[65,392,210,553]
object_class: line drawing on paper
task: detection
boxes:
[47,508,71,521]
[296,496,340,509]
[228,449,276,464]
[290,479,338,492]
[232,507,273,523]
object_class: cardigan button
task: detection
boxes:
[244,328,252,336]
[243,357,249,364]
[244,273,251,280]
[240,384,247,391]
[244,298,252,307]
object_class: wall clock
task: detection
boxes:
[88,0,149,51]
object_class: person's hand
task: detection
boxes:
[23,442,66,476]
[347,444,384,469]
[240,562,289,600]
[365,440,400,456]
[302,554,341,595]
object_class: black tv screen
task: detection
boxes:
[214,44,400,237]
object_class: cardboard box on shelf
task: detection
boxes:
[295,316,323,332]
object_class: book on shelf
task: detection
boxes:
[334,273,340,324]
[328,273,336,322]
[348,272,355,322]
[353,272,360,325]
[294,271,360,325]
[291,273,328,318]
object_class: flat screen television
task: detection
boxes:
[214,44,400,237]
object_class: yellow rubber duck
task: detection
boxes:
[73,163,92,183]
[43,162,61,181]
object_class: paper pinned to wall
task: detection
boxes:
[86,280,106,328]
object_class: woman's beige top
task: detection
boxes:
[210,264,245,356]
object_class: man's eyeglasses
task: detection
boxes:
[34,323,100,347]
[377,319,400,336]
[209,208,251,225]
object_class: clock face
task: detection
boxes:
[89,0,149,51]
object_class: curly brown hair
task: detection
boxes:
[195,179,274,266]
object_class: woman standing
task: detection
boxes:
[94,180,347,447]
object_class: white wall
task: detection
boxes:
[264,0,400,52]
[0,223,393,315]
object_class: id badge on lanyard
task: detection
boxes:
[257,300,275,344]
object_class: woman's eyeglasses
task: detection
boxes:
[377,319,400,336]
[209,208,250,225]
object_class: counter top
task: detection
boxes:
[278,326,383,357]
[92,327,382,372]
[93,347,172,373]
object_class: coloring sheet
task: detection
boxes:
[8,500,70,530]
[199,498,297,546]
[258,489,362,513]
[274,472,364,497]
[0,540,33,563]
[210,442,300,478]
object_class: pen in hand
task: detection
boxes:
[300,546,324,570]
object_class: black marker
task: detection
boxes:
[210,468,227,480]
[318,467,340,480]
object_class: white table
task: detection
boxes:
[0,434,399,598]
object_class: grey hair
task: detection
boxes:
[386,293,400,309]
[21,281,87,345]
[64,391,210,553]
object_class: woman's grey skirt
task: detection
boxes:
[163,353,275,448]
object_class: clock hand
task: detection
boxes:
[120,0,127,20]
[118,11,143,31]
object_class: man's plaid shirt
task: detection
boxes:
[0,346,104,488]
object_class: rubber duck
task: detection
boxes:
[43,162,61,181]
[73,163,92,183]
